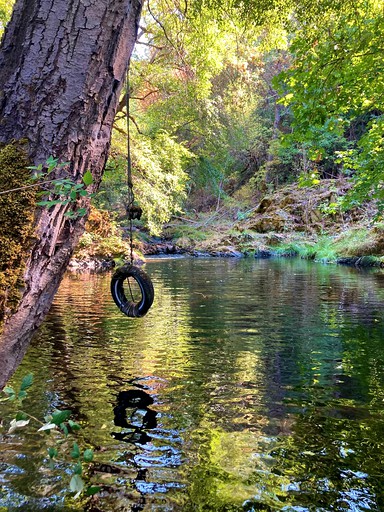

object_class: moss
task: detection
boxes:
[0,142,36,326]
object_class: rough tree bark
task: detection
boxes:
[0,0,143,389]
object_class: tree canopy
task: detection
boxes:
[1,0,383,229]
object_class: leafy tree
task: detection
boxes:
[113,0,291,213]
[99,129,192,234]
[277,0,384,207]
[0,0,13,34]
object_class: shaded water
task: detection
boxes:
[1,257,384,511]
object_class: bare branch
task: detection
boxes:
[130,89,160,101]
[129,115,143,135]
[113,115,143,135]
[136,41,165,51]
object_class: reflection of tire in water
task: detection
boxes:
[111,389,157,511]
[112,389,157,441]
[111,265,154,318]
[110,386,183,511]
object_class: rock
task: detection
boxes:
[210,246,244,257]
[255,197,272,213]
[68,258,115,272]
[191,251,212,257]
[142,242,183,255]
[280,196,295,208]
[254,249,272,258]
[249,212,288,233]
[337,256,381,267]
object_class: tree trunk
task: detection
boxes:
[0,0,143,389]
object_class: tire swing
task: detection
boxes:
[111,264,154,318]
[110,73,154,318]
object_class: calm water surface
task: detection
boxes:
[1,257,384,511]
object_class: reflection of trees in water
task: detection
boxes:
[29,260,384,429]
[266,409,384,510]
[153,259,384,509]
[5,259,384,510]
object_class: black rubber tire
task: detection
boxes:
[111,264,154,317]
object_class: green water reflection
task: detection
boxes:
[1,257,384,511]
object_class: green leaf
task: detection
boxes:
[68,420,81,431]
[48,447,58,458]
[68,420,81,430]
[51,410,72,426]
[17,390,27,400]
[15,412,28,421]
[46,156,59,173]
[27,164,43,171]
[3,386,15,396]
[37,199,62,207]
[20,374,33,391]
[83,449,94,462]
[73,462,83,475]
[70,474,84,497]
[61,424,69,437]
[86,486,101,496]
[71,442,81,459]
[82,170,93,186]
[64,211,77,219]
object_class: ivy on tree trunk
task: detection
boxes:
[0,0,143,389]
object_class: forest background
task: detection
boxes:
[1,0,384,264]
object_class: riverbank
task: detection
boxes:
[145,178,384,267]
[72,179,384,270]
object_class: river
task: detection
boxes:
[1,257,384,511]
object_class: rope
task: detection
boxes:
[126,71,135,264]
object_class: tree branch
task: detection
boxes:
[136,40,165,51]
[113,114,143,135]
[130,89,160,101]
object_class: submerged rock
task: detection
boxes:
[337,256,383,268]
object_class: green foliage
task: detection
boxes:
[133,131,191,233]
[30,157,93,219]
[277,0,384,209]
[0,0,13,35]
[124,0,291,215]
[298,169,321,188]
[103,129,192,235]
[340,117,384,213]
[1,374,97,500]
[272,226,384,263]
[75,206,134,261]
[189,0,290,25]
